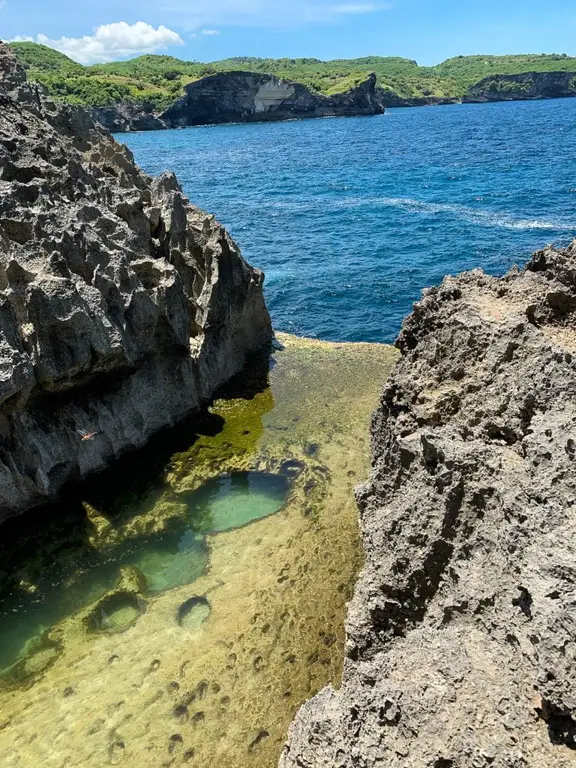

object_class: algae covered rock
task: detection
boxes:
[282,242,576,767]
[114,565,148,596]
[0,43,272,518]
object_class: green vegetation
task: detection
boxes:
[208,56,457,97]
[26,74,172,108]
[434,53,576,89]
[9,41,84,75]
[9,43,576,109]
[8,44,172,107]
[479,77,534,95]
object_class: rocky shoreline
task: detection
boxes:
[89,70,576,134]
[91,71,384,133]
[464,71,576,103]
[3,30,576,768]
[0,43,272,517]
[162,71,384,128]
[281,244,576,766]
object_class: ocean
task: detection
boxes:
[122,98,576,343]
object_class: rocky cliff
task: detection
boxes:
[464,70,576,103]
[0,43,272,518]
[90,101,168,132]
[281,243,576,767]
[161,71,384,127]
[376,87,459,108]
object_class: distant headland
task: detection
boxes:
[7,43,576,131]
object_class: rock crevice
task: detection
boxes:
[0,43,272,517]
[282,243,576,767]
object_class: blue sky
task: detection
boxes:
[1,1,575,66]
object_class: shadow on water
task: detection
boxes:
[0,349,283,673]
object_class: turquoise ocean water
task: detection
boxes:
[122,99,576,343]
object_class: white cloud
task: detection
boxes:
[8,2,390,64]
[12,21,184,65]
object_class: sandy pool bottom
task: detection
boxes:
[0,334,397,768]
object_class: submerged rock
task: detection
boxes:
[0,43,272,518]
[282,242,576,766]
[161,71,384,127]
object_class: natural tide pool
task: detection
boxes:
[0,335,398,768]
[0,471,289,672]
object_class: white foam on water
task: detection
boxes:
[267,196,576,232]
[370,197,576,231]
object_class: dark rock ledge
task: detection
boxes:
[0,43,272,518]
[281,243,576,767]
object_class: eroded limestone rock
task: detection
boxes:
[161,71,384,127]
[0,43,272,517]
[282,243,576,767]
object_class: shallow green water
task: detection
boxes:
[185,471,290,534]
[0,471,289,671]
[0,336,399,768]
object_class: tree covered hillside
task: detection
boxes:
[434,53,576,88]
[9,43,173,108]
[9,42,576,108]
[88,53,457,100]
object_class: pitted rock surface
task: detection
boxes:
[281,243,576,767]
[0,43,271,517]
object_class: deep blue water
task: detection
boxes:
[121,99,576,343]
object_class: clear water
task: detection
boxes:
[0,471,289,671]
[121,98,576,342]
[185,471,291,534]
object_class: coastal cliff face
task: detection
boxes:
[0,43,272,518]
[464,70,576,102]
[282,243,576,767]
[90,101,168,133]
[375,87,459,108]
[161,71,384,127]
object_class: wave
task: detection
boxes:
[268,196,576,232]
[369,197,576,231]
